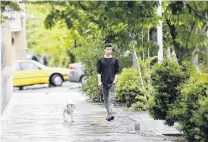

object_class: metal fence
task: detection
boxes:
[1,41,6,70]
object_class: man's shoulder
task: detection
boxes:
[98,57,105,61]
[99,57,105,59]
[112,57,118,61]
[98,57,118,61]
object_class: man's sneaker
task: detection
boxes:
[106,115,115,121]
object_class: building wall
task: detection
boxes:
[14,3,27,61]
[3,3,27,61]
[1,2,27,114]
[1,22,13,114]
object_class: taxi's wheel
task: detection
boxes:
[19,86,23,90]
[51,74,63,86]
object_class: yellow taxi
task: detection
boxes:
[13,60,69,90]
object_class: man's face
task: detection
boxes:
[105,47,112,55]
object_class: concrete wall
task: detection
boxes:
[14,3,27,60]
[1,22,14,114]
[1,2,27,114]
[3,3,27,61]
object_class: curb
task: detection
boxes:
[116,108,140,133]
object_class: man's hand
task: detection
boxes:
[97,74,102,87]
[98,81,102,87]
[113,74,118,84]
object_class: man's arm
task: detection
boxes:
[113,59,119,84]
[96,59,102,86]
[113,74,118,84]
[97,74,102,85]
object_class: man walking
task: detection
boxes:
[96,43,119,121]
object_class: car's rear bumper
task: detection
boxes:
[68,71,82,82]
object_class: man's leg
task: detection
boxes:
[108,84,116,115]
[102,86,110,115]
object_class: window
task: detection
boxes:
[14,63,21,71]
[21,62,39,70]
[11,37,15,45]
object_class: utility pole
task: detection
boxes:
[157,0,163,63]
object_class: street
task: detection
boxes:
[1,82,186,142]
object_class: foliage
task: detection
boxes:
[116,68,148,110]
[163,1,208,63]
[148,60,187,121]
[26,4,76,67]
[199,63,208,73]
[167,75,208,142]
[43,1,160,57]
[131,86,149,111]
[82,75,101,102]
[76,32,103,101]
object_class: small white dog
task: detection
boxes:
[63,100,76,122]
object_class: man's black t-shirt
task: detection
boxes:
[96,57,119,86]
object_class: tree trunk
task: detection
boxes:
[142,28,145,61]
[147,47,151,97]
[192,49,202,74]
[167,46,171,60]
[166,19,189,64]
[147,29,151,97]
[206,13,208,67]
[132,46,144,87]
[157,0,163,63]
[170,46,178,63]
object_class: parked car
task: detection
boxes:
[13,60,69,90]
[68,62,86,84]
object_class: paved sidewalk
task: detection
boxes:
[124,110,184,140]
[1,91,142,142]
[1,86,186,142]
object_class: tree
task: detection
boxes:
[163,1,208,68]
[43,1,161,88]
[26,4,76,67]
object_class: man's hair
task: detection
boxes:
[104,43,113,49]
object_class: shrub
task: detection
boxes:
[148,60,187,121]
[131,87,149,111]
[82,75,102,102]
[199,63,208,73]
[116,68,148,110]
[79,46,103,102]
[167,75,208,142]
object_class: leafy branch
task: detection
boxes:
[185,2,208,21]
[185,21,196,49]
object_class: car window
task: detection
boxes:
[21,62,39,70]
[14,63,21,71]
[32,61,46,69]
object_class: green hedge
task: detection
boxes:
[148,60,187,121]
[167,75,208,142]
[116,68,148,110]
[82,75,102,102]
